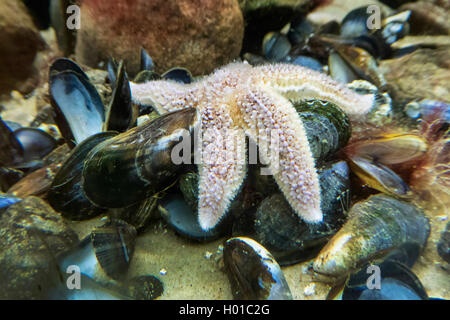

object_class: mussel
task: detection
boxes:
[294,99,351,163]
[82,108,198,208]
[223,237,293,300]
[313,194,430,279]
[58,219,137,281]
[242,160,350,265]
[47,132,118,220]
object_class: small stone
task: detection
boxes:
[126,275,164,300]
[304,283,316,296]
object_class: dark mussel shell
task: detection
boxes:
[241,160,350,266]
[47,132,118,220]
[58,219,137,281]
[340,6,382,38]
[262,31,292,62]
[0,167,24,192]
[313,194,430,278]
[104,60,138,133]
[295,100,351,163]
[90,219,137,280]
[223,237,293,300]
[49,58,105,146]
[82,108,198,208]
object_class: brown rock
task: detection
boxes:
[75,0,244,76]
[400,1,450,35]
[0,197,78,299]
[380,48,450,106]
[0,0,45,95]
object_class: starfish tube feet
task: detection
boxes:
[239,87,323,224]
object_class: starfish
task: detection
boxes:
[129,62,375,230]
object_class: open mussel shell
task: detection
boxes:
[343,257,428,300]
[348,156,412,197]
[313,194,430,278]
[159,193,226,241]
[376,10,411,46]
[223,237,293,300]
[12,128,57,168]
[140,48,154,72]
[47,132,118,220]
[82,108,198,208]
[346,134,428,165]
[103,60,137,132]
[295,100,351,163]
[58,219,137,281]
[90,220,137,280]
[161,67,193,84]
[49,58,105,146]
[49,57,89,79]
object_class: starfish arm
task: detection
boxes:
[129,80,198,114]
[238,86,323,223]
[197,125,247,230]
[252,63,375,120]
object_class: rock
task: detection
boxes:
[75,0,244,76]
[380,48,450,106]
[0,0,45,95]
[0,197,78,299]
[400,1,450,35]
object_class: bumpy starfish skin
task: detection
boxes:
[129,62,375,230]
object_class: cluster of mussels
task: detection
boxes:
[1,5,449,300]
